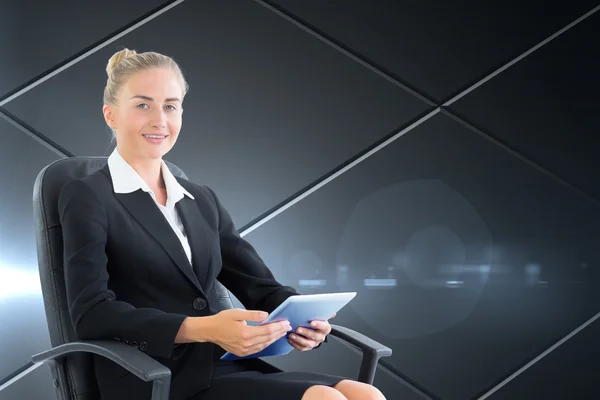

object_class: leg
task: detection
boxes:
[333,379,386,400]
[302,385,347,400]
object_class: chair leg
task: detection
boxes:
[151,378,171,400]
[357,352,381,385]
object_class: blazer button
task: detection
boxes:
[139,342,148,351]
[193,297,207,310]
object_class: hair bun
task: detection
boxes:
[106,48,137,76]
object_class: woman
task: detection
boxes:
[58,48,385,400]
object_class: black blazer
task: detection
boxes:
[58,164,299,400]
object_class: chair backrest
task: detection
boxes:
[32,157,234,400]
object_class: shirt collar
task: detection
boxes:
[107,148,194,206]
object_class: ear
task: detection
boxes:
[102,104,116,129]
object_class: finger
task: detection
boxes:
[331,313,336,319]
[288,333,318,349]
[246,321,291,346]
[308,320,332,334]
[294,326,325,342]
[245,329,288,349]
[288,338,310,352]
[259,320,292,338]
[230,309,269,323]
[287,338,303,351]
[288,336,316,352]
[248,329,288,354]
[268,326,291,344]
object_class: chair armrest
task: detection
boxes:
[31,340,170,400]
[330,325,392,358]
[329,324,392,385]
[32,340,170,381]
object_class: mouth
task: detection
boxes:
[142,133,169,144]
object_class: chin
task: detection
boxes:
[144,149,167,160]
[140,139,175,160]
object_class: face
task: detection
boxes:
[103,67,184,161]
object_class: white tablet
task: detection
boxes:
[220,292,357,360]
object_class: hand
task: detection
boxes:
[207,309,292,357]
[288,313,336,352]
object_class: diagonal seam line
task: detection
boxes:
[0,108,74,158]
[0,0,186,108]
[249,3,600,391]
[0,0,594,394]
[378,359,440,400]
[476,310,600,400]
[239,107,440,236]
[0,362,40,393]
[240,5,600,395]
[3,0,597,387]
[333,338,437,400]
[377,365,437,400]
[0,1,186,388]
[251,0,600,228]
[442,108,600,207]
[444,4,600,107]
[253,0,437,107]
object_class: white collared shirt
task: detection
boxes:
[107,149,195,265]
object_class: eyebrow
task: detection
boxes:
[130,95,181,102]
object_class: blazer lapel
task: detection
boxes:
[113,189,205,295]
[176,197,213,291]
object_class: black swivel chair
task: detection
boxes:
[30,157,392,400]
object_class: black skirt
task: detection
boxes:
[188,347,347,400]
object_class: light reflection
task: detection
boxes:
[298,279,327,287]
[335,180,494,339]
[336,264,349,288]
[290,261,561,289]
[0,265,41,300]
[363,278,397,288]
[525,263,542,287]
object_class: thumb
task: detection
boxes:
[227,308,269,322]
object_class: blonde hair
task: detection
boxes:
[103,48,189,105]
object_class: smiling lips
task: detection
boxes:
[142,133,168,144]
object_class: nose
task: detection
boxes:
[151,109,168,129]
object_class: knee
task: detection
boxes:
[364,385,385,400]
[334,380,386,400]
[302,385,347,400]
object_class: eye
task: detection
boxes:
[165,104,177,111]
[137,103,149,109]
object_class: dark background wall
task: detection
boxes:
[1,1,599,399]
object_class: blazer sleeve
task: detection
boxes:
[58,179,187,359]
[204,186,299,313]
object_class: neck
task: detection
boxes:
[118,147,164,189]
